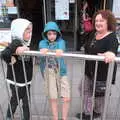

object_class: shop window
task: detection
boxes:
[0,0,18,28]
[0,0,18,49]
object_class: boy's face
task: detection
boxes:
[23,24,32,41]
[47,31,57,42]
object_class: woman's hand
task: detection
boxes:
[16,46,29,55]
[56,49,63,57]
[40,48,48,55]
[98,51,116,63]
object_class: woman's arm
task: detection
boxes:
[98,33,119,63]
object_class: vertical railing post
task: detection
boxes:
[80,59,85,120]
[11,64,23,120]
[0,59,14,120]
[21,56,32,120]
[91,61,98,120]
[74,0,78,51]
[43,0,47,24]
[102,62,115,120]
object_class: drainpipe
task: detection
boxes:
[103,0,106,10]
[74,0,78,51]
[43,0,47,24]
[15,0,20,17]
[104,0,113,10]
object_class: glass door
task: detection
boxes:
[44,0,77,51]
[0,0,18,28]
[43,0,104,51]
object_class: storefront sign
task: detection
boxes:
[55,0,69,20]
[112,0,120,18]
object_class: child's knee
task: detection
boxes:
[62,97,70,102]
[50,98,57,102]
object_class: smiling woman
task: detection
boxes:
[76,9,119,120]
[85,9,118,116]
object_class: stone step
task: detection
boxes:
[13,115,78,120]
[12,115,119,120]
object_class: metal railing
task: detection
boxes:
[0,50,120,120]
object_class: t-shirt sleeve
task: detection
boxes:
[108,33,119,54]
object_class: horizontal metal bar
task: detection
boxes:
[22,51,120,62]
[0,49,120,62]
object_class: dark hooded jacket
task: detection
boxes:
[1,19,33,86]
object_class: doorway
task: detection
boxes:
[43,0,106,51]
[16,0,113,50]
[16,0,44,50]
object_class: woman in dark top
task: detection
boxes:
[85,31,118,83]
[76,10,118,119]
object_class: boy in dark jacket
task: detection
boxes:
[1,18,33,120]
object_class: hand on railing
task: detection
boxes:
[40,48,48,55]
[40,49,63,57]
[98,51,115,63]
[16,46,29,55]
[56,49,63,57]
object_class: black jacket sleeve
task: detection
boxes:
[1,39,22,64]
[108,33,119,55]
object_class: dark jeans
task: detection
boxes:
[7,84,30,120]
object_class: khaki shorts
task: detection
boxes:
[44,68,70,99]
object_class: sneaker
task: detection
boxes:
[93,111,101,118]
[76,111,101,120]
[75,113,90,120]
[6,117,12,120]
